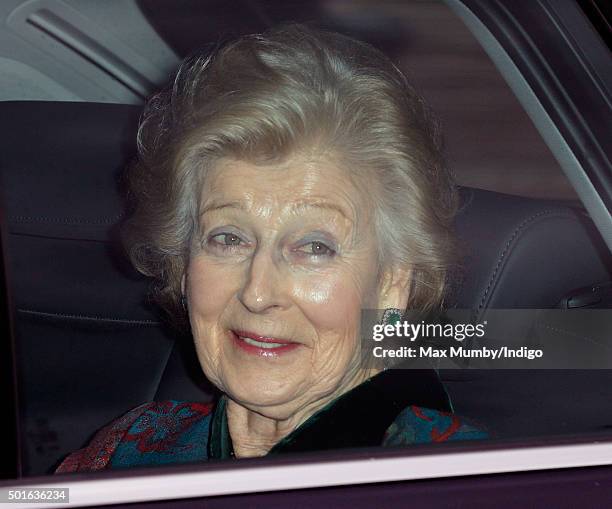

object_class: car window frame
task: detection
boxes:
[448,0,612,250]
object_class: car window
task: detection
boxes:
[0,0,611,502]
[137,0,577,201]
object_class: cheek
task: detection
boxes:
[187,258,237,318]
[185,258,238,382]
[292,270,366,336]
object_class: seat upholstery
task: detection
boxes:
[1,101,610,475]
[450,186,611,314]
[443,188,612,441]
[1,102,213,476]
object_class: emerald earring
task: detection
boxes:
[382,308,402,326]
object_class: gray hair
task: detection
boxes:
[122,23,459,328]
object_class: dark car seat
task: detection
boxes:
[441,186,612,439]
[1,102,214,476]
[1,101,610,476]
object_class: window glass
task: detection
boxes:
[139,0,577,200]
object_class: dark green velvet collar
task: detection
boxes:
[208,368,451,460]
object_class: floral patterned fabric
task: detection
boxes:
[382,405,486,446]
[56,401,213,472]
[56,399,486,473]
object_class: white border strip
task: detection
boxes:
[6,442,612,508]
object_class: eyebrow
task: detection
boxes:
[199,200,245,217]
[199,200,355,224]
[292,201,354,224]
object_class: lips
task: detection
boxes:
[231,330,300,357]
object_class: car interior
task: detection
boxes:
[2,100,611,476]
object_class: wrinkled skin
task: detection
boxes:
[184,156,411,457]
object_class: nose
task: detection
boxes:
[238,247,289,314]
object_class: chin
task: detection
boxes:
[224,372,304,411]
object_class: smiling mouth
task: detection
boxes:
[230,330,300,356]
[240,336,286,348]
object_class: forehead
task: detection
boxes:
[200,157,372,221]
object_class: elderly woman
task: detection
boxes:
[57,24,485,472]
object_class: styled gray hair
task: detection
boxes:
[122,23,459,328]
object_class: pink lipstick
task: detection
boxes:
[231,330,300,357]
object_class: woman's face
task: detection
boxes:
[185,156,402,420]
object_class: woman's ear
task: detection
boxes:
[378,265,412,312]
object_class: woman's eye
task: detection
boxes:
[297,241,336,257]
[207,233,245,250]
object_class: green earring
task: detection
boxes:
[382,308,402,326]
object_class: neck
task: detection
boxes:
[226,366,380,458]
